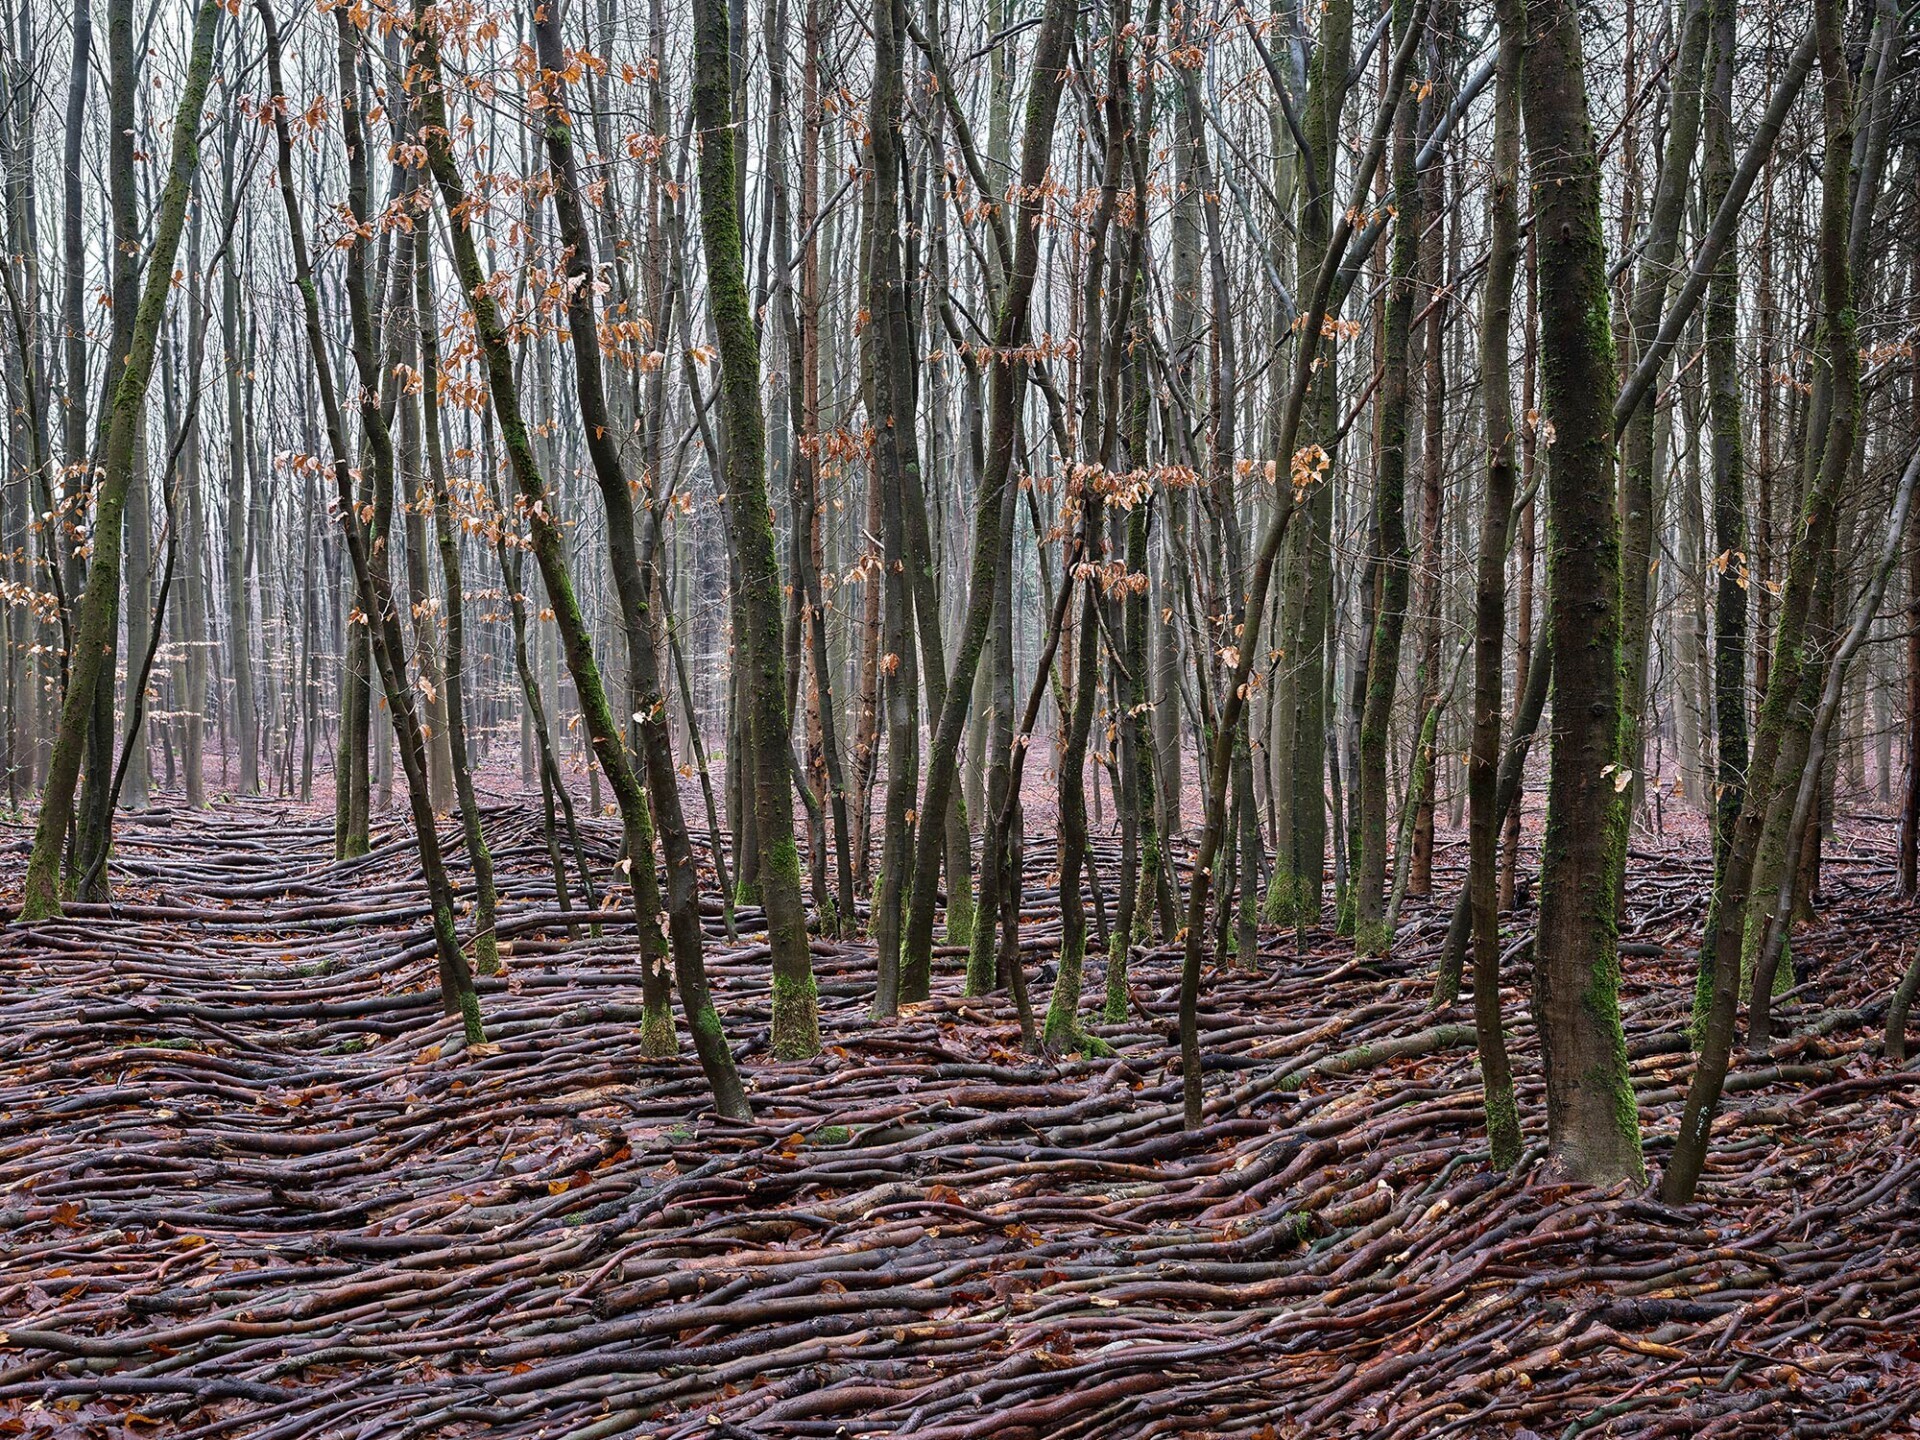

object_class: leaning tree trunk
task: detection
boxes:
[1662,0,1856,1205]
[530,4,751,1114]
[18,0,220,922]
[1178,0,1427,1126]
[254,0,485,1044]
[895,0,1077,989]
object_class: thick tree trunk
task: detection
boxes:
[1517,0,1644,1186]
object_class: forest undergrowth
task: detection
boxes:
[0,796,1916,1439]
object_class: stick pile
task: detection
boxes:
[1,800,1915,1437]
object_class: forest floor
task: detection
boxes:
[1,796,1917,1439]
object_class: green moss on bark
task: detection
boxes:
[770,969,821,1060]
[1102,935,1130,1025]
[944,878,975,951]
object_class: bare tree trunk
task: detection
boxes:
[691,0,821,1057]
[529,4,751,1112]
[1498,235,1536,913]
[254,0,484,1043]
[19,0,220,921]
[1465,0,1524,1170]
[1354,0,1424,957]
[895,0,1076,988]
[867,0,921,1017]
[221,121,257,797]
[1518,0,1644,1186]
[1665,0,1856,1202]
[1693,0,1746,1034]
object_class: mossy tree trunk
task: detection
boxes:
[529,5,751,1112]
[691,0,820,1058]
[67,0,137,896]
[413,0,680,1042]
[1518,0,1644,1186]
[18,0,220,923]
[1742,0,1899,1047]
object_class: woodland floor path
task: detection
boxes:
[0,797,1917,1438]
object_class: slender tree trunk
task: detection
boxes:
[1354,0,1424,957]
[221,123,257,797]
[1408,31,1453,901]
[415,245,498,978]
[896,0,1077,988]
[1694,0,1746,1033]
[1276,0,1350,935]
[1615,0,1708,838]
[18,0,220,922]
[1179,0,1424,1125]
[867,0,921,1016]
[1464,0,1524,1170]
[1904,185,1920,898]
[1664,0,1855,1203]
[530,6,751,1109]
[179,210,209,813]
[1498,236,1537,912]
[123,425,152,810]
[690,0,821,1057]
[254,0,484,1044]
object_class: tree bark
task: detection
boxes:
[690,0,821,1057]
[1518,0,1644,1185]
[896,0,1077,989]
[1664,0,1856,1203]
[19,0,220,922]
[1465,0,1524,1170]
